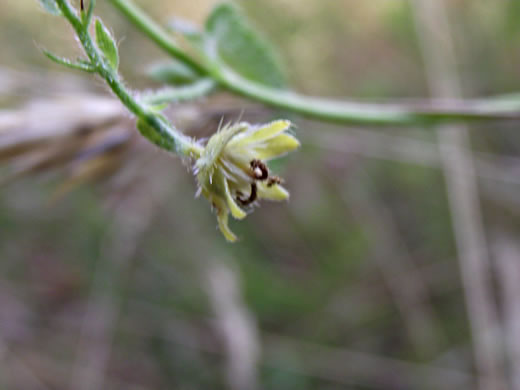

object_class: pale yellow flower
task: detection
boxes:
[194,120,300,241]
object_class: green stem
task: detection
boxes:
[215,68,520,125]
[107,0,208,75]
[108,0,520,126]
[144,78,216,105]
[54,0,198,156]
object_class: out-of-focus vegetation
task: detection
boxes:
[1,1,520,389]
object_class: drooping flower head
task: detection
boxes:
[194,120,299,241]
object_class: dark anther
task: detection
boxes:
[250,159,268,181]
[81,0,84,11]
[236,183,258,206]
[267,176,283,187]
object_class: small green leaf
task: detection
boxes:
[136,118,161,145]
[136,117,174,150]
[147,60,202,85]
[95,18,119,71]
[43,50,96,72]
[205,3,286,88]
[39,0,61,15]
[82,0,96,27]
[148,103,169,113]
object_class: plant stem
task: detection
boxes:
[108,0,520,126]
[215,68,520,125]
[54,0,200,157]
[144,78,216,105]
[107,0,208,75]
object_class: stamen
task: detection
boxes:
[253,167,263,178]
[267,176,283,187]
[250,159,268,180]
[236,183,258,206]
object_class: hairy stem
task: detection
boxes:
[54,0,200,157]
[108,0,520,126]
[144,78,216,105]
[107,0,208,75]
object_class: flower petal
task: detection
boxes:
[219,156,251,183]
[253,133,300,160]
[224,176,247,220]
[217,208,237,242]
[198,123,248,168]
[229,120,291,147]
[257,182,289,201]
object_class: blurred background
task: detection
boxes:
[2,0,520,389]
